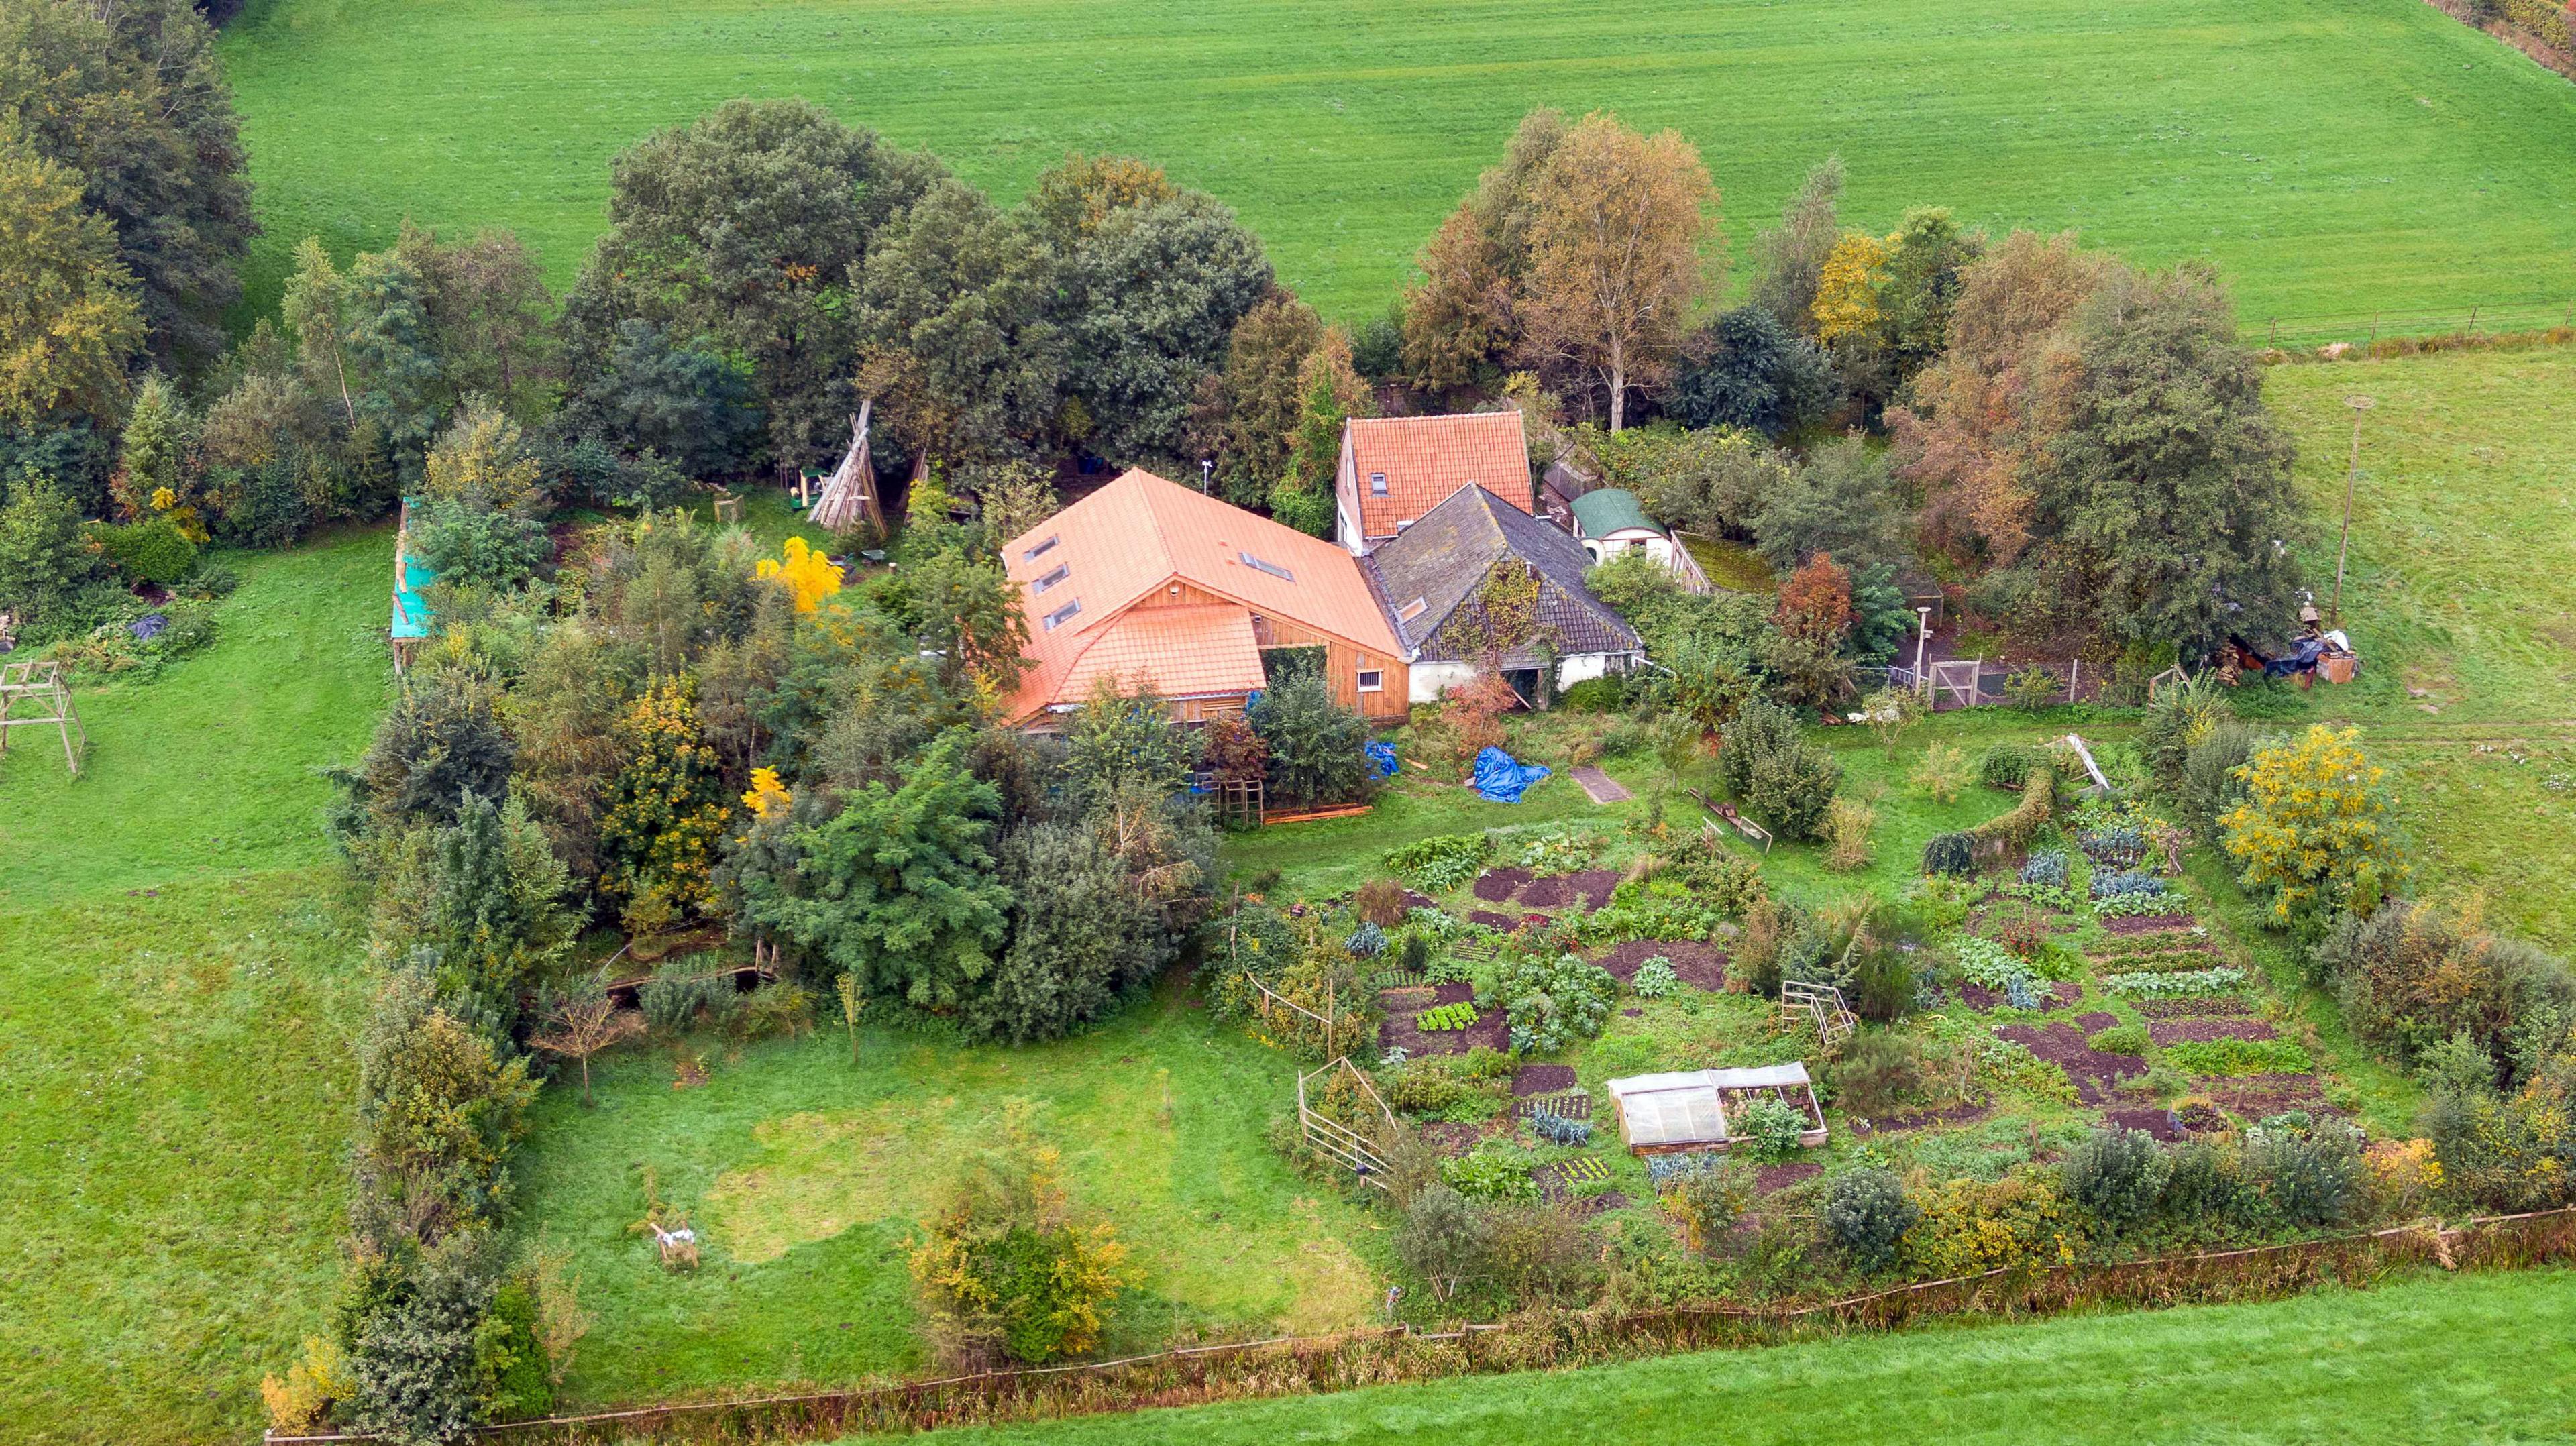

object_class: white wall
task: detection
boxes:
[1410,653,1639,704]
[1409,660,1479,704]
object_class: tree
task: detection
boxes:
[2019,265,2307,654]
[1887,230,2108,566]
[1063,681,1200,805]
[1399,109,1566,398]
[597,679,730,930]
[528,973,643,1107]
[0,0,253,372]
[1746,157,1844,336]
[353,966,537,1231]
[411,495,550,592]
[753,536,844,614]
[961,457,1059,553]
[345,674,517,838]
[1810,231,1888,348]
[1772,553,1854,649]
[554,319,763,478]
[1269,328,1368,537]
[562,99,947,466]
[1519,112,1715,430]
[282,238,361,430]
[1666,306,1839,437]
[1246,675,1370,808]
[422,398,545,511]
[904,546,1031,702]
[973,820,1159,1042]
[1024,151,1180,241]
[390,224,553,420]
[0,476,109,632]
[1875,208,1980,382]
[739,729,1011,1009]
[112,372,193,522]
[2220,724,2406,929]
[1208,293,1323,505]
[1056,191,1274,469]
[1589,423,1788,539]
[0,131,144,427]
[1748,433,1903,570]
[852,179,1066,465]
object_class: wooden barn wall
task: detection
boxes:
[1133,589,1409,720]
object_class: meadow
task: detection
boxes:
[839,1268,2576,1445]
[218,0,2576,328]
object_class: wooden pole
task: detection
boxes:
[2333,396,2373,626]
[2068,658,2079,704]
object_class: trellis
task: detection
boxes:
[0,659,85,774]
[1295,1056,1395,1184]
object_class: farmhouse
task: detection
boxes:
[998,467,1409,729]
[1364,483,1644,705]
[1335,410,1535,554]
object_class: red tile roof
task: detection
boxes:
[1346,411,1533,540]
[1000,468,1401,723]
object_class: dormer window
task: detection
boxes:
[1238,551,1293,583]
[1022,535,1059,563]
[1032,563,1070,595]
[1368,471,1387,496]
[1042,598,1081,631]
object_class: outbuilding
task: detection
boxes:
[1605,1063,1829,1154]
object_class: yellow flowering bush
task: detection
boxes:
[755,535,844,613]
[1811,231,1890,344]
[2220,724,2406,925]
[2365,1137,2443,1213]
[599,679,729,925]
[1899,1170,2088,1278]
[740,765,791,820]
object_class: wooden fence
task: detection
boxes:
[262,1206,2576,1445]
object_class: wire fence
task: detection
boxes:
[2255,298,2576,351]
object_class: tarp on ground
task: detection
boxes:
[1365,740,1399,778]
[1472,746,1550,803]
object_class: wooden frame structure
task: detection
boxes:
[1779,981,1858,1052]
[1606,1063,1830,1155]
[1295,1056,1395,1184]
[0,658,85,774]
[1928,658,1984,711]
[807,403,884,534]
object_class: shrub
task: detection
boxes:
[2163,1038,2315,1076]
[1719,702,1843,841]
[1441,1150,1540,1203]
[1832,1032,1926,1117]
[1385,832,1491,893]
[1354,879,1408,927]
[2002,665,2060,712]
[1968,765,2057,852]
[1981,744,2042,791]
[2084,1023,2151,1056]
[2424,1054,2576,1211]
[413,495,551,591]
[910,1128,1135,1364]
[93,516,200,586]
[1248,675,1373,808]
[637,966,724,1034]
[1909,741,1972,803]
[1344,922,1388,958]
[1729,1097,1811,1161]
[2019,850,2068,889]
[1529,1111,1591,1146]
[1668,1158,1758,1254]
[1394,1185,1492,1301]
[1901,1171,2087,1276]
[1559,675,1627,712]
[1824,1168,1917,1270]
[2244,1117,2365,1227]
[1493,952,1617,1054]
[1630,956,1681,999]
[2064,1127,2169,1228]
[1921,832,1975,877]
[2308,901,2573,1082]
[1822,797,1876,872]
[2220,725,2406,929]
[2181,720,2257,830]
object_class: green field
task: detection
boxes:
[844,1268,2576,1444]
[0,530,394,1445]
[219,0,2576,327]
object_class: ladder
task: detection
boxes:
[1780,981,1858,1052]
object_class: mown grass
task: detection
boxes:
[513,981,1391,1408]
[0,529,392,1445]
[845,1267,2576,1445]
[219,0,2576,325]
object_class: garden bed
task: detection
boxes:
[2134,996,2258,1019]
[1517,1091,1593,1121]
[1754,1162,1823,1193]
[2075,1011,2118,1033]
[1532,1156,1614,1203]
[1467,909,1521,932]
[1379,984,1509,1058]
[1511,1064,1579,1097]
[1853,1101,1991,1133]
[1588,939,1727,989]
[1995,1021,2147,1103]
[1960,980,2084,1012]
[2102,913,2200,934]
[1472,867,1533,902]
[2149,1018,2279,1046]
[1419,1120,1492,1157]
[2102,1107,2184,1140]
[2198,1073,2325,1117]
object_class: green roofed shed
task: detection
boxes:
[1568,487,1658,539]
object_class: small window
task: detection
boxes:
[1396,597,1429,624]
[1032,563,1070,594]
[1041,598,1081,632]
[1238,550,1293,583]
[1357,669,1385,693]
[1368,471,1387,496]
[1022,535,1059,563]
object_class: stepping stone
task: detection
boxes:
[1570,765,1631,803]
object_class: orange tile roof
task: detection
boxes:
[1346,411,1534,541]
[1059,604,1266,701]
[1000,468,1402,723]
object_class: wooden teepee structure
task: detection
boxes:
[808,402,885,533]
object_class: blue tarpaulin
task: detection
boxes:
[1364,740,1399,778]
[1471,746,1550,803]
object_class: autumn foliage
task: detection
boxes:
[755,535,845,613]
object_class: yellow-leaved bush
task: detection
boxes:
[755,535,845,613]
[1811,231,1890,345]
[2220,724,2406,926]
[909,1126,1136,1366]
[741,765,790,820]
[1899,1169,2088,1278]
[598,679,729,931]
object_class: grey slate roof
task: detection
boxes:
[1364,485,1644,667]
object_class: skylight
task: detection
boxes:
[1238,551,1293,582]
[1022,535,1059,563]
[1032,563,1071,594]
[1042,598,1082,632]
[1397,597,1429,624]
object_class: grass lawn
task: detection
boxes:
[514,981,1391,1408]
[218,0,2576,327]
[846,1267,2576,1444]
[2260,347,2576,952]
[0,529,394,1445]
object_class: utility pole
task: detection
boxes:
[2333,395,2373,626]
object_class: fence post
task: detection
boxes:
[2267,318,2277,346]
[2368,312,2379,345]
[2068,658,2079,704]
[2467,304,2479,335]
